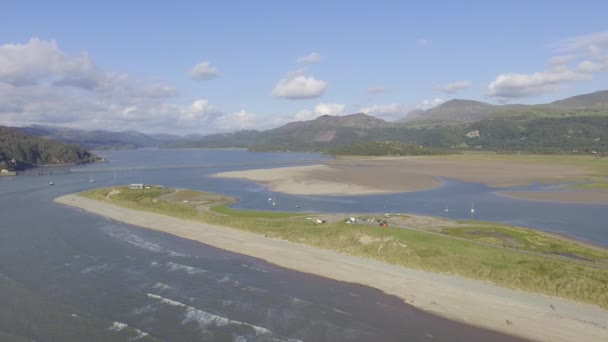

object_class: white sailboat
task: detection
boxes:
[470,201,475,214]
[89,175,95,183]
[444,205,449,213]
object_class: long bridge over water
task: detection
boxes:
[17,159,328,175]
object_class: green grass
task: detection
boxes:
[210,205,303,219]
[442,223,608,262]
[569,182,608,189]
[79,186,608,309]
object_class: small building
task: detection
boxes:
[130,183,145,189]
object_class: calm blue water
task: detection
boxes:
[68,149,608,246]
[0,149,524,341]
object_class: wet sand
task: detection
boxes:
[55,194,608,342]
[213,156,595,196]
[500,190,608,204]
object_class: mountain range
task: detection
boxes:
[15,125,199,150]
[400,90,608,124]
[10,90,608,154]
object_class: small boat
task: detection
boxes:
[470,201,475,214]
[444,205,449,213]
[89,176,95,183]
[49,181,54,186]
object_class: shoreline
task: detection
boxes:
[55,193,608,342]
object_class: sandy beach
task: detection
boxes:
[213,156,600,197]
[55,194,608,342]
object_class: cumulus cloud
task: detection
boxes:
[359,103,406,120]
[296,52,322,64]
[367,86,390,94]
[0,38,98,87]
[437,80,471,93]
[416,98,444,110]
[188,61,218,80]
[213,110,258,131]
[295,103,345,121]
[272,70,327,99]
[487,31,608,100]
[179,99,216,123]
[0,38,259,134]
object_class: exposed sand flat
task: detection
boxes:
[213,156,595,195]
[55,194,608,342]
[501,190,608,204]
[213,164,438,195]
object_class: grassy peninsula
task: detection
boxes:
[80,186,608,310]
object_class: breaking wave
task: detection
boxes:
[104,227,188,257]
[146,293,276,338]
[166,261,207,275]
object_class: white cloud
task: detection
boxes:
[418,38,429,46]
[416,98,444,110]
[179,99,215,123]
[0,38,247,133]
[295,103,345,121]
[359,103,407,121]
[437,80,471,93]
[552,32,608,53]
[272,71,327,99]
[188,61,218,80]
[367,86,390,94]
[212,110,257,131]
[488,31,608,100]
[296,52,322,64]
[0,38,98,87]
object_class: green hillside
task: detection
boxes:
[172,90,608,155]
[0,126,100,171]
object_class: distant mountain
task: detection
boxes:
[7,90,608,155]
[177,90,608,154]
[400,90,608,124]
[0,126,99,171]
[547,90,608,111]
[400,100,499,123]
[172,113,392,150]
[270,113,391,142]
[15,125,187,150]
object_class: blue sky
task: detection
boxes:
[1,0,608,133]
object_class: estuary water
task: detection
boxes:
[0,148,603,341]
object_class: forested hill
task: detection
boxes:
[0,126,100,171]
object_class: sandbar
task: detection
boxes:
[213,156,597,196]
[55,194,608,342]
